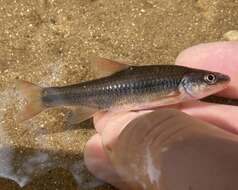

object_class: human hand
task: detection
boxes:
[84,42,238,189]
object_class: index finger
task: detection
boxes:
[176,41,238,98]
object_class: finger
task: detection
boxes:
[93,111,108,133]
[94,111,131,134]
[176,41,238,98]
[84,134,126,189]
[101,110,152,148]
[94,109,151,135]
[179,100,238,133]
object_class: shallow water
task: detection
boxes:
[0,0,238,189]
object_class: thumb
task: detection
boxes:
[103,109,238,190]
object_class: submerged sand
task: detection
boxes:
[0,0,238,189]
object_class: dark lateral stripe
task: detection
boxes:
[201,95,238,106]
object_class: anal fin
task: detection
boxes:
[67,106,98,125]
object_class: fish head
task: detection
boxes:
[179,70,230,99]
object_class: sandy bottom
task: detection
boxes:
[0,0,238,189]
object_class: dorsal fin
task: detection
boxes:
[91,57,130,78]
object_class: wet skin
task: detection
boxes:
[84,41,238,189]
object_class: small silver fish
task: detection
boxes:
[16,58,230,124]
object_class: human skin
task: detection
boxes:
[84,42,238,189]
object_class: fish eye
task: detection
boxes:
[204,73,216,84]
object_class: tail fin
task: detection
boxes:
[16,80,46,122]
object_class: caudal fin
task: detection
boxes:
[16,80,46,122]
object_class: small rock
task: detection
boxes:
[223,30,238,41]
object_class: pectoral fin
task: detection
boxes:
[67,106,99,124]
[91,57,130,78]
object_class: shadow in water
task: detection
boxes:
[66,119,95,131]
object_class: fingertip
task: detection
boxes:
[176,41,238,70]
[93,111,108,131]
[93,110,133,134]
[84,134,129,189]
[84,134,103,173]
[101,110,152,150]
[94,110,149,134]
[84,134,119,183]
[93,111,120,134]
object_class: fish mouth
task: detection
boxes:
[218,74,231,84]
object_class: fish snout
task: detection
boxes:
[217,73,230,84]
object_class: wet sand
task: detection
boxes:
[0,0,238,189]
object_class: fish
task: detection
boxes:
[16,58,230,124]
